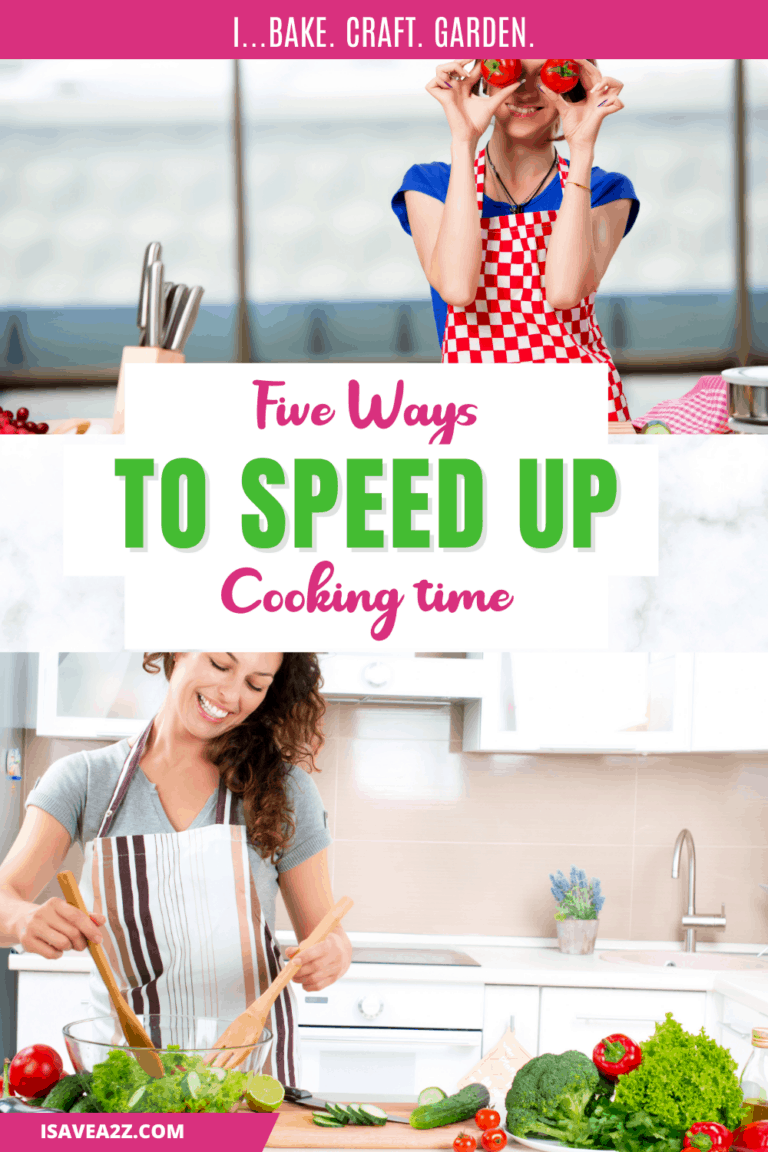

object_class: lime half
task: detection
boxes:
[245,1074,285,1113]
[417,1086,447,1107]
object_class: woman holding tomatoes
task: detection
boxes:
[392,59,639,422]
[0,652,351,1083]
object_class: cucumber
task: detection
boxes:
[325,1104,350,1123]
[349,1104,373,1125]
[43,1074,91,1112]
[69,1094,103,1114]
[409,1083,490,1129]
[418,1087,447,1107]
[359,1105,387,1126]
[312,1113,346,1128]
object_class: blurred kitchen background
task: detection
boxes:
[2,650,768,945]
[0,59,766,421]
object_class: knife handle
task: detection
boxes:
[283,1087,311,1101]
[138,241,161,331]
[146,261,164,348]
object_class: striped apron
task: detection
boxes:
[441,149,631,422]
[78,719,299,1084]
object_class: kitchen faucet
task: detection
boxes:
[671,829,726,952]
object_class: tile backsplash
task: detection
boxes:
[18,703,768,944]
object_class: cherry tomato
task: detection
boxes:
[540,60,580,94]
[16,407,29,423]
[476,1110,502,1131]
[482,1131,508,1152]
[9,1045,63,1099]
[481,59,522,88]
[454,1135,477,1152]
[36,422,50,434]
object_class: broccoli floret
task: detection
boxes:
[506,1051,613,1143]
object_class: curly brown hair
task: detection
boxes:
[142,652,325,862]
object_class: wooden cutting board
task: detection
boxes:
[267,1102,480,1149]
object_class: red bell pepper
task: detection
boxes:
[684,1123,734,1152]
[592,1033,643,1080]
[735,1123,768,1151]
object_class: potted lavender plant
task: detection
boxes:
[549,867,605,955]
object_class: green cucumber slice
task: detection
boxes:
[418,1087,447,1107]
[349,1104,372,1124]
[312,1114,346,1128]
[360,1105,387,1126]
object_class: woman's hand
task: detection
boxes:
[427,59,522,143]
[538,60,624,155]
[16,897,106,960]
[285,930,352,992]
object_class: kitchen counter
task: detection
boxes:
[11,940,768,1014]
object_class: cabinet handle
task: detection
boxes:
[723,1023,752,1038]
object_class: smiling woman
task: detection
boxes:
[0,651,350,1085]
[392,58,640,422]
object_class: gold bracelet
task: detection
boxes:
[566,180,591,192]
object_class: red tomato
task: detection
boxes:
[540,60,580,94]
[476,1110,502,1131]
[454,1135,477,1152]
[9,1045,63,1099]
[482,1131,508,1152]
[481,60,522,88]
[741,1123,768,1151]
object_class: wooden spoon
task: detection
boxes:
[57,870,164,1079]
[209,896,353,1070]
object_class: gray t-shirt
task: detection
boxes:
[27,740,331,934]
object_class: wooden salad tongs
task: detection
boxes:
[209,896,354,1070]
[57,870,164,1079]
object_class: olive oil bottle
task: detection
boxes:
[741,1027,768,1123]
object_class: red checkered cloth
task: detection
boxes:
[632,375,731,434]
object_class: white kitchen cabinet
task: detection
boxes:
[714,993,768,1071]
[15,968,92,1072]
[538,987,707,1057]
[482,985,541,1057]
[691,654,768,750]
[36,653,485,739]
[463,654,694,753]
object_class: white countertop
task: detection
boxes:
[10,940,768,1015]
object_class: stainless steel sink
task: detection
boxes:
[600,949,768,971]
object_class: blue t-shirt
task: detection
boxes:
[392,158,639,347]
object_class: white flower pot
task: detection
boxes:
[556,918,600,955]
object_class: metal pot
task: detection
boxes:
[722,367,768,432]
[556,918,600,955]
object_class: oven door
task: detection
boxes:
[297,1026,483,1100]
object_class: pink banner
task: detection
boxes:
[1,1111,279,1151]
[4,0,768,59]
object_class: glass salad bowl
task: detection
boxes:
[63,1014,273,1077]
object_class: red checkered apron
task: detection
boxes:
[441,149,631,422]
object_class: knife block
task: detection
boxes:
[112,345,185,434]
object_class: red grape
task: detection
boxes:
[16,407,29,422]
